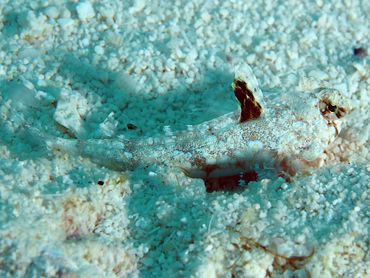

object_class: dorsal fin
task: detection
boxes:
[232,64,264,123]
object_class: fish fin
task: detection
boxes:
[232,64,265,123]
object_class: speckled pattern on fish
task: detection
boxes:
[21,64,349,179]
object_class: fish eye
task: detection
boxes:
[318,89,348,122]
[328,103,346,119]
[327,104,338,114]
[319,99,346,121]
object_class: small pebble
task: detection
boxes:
[127,123,137,130]
[76,2,95,21]
[44,6,60,19]
[354,47,366,58]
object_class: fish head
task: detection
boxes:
[293,79,350,162]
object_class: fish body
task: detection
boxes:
[20,64,349,178]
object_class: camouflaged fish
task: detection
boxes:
[21,64,349,179]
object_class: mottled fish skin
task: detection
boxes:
[23,64,349,178]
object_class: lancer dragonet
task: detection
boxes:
[8,64,349,181]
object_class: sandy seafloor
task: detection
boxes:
[1,0,370,277]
